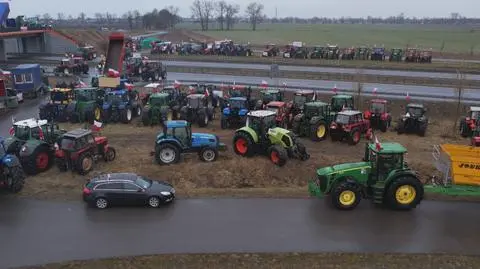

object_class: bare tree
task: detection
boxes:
[42,13,52,21]
[94,13,105,23]
[78,12,86,22]
[225,3,239,30]
[56,12,65,21]
[216,1,227,30]
[133,10,141,28]
[245,2,264,31]
[191,0,214,31]
[166,5,180,28]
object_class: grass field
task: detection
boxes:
[24,253,480,269]
[179,23,480,55]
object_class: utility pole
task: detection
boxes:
[454,66,465,135]
[275,7,278,19]
[355,68,364,110]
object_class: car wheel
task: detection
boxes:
[148,196,161,208]
[95,197,108,209]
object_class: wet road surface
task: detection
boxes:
[0,197,479,268]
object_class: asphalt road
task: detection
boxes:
[0,197,479,268]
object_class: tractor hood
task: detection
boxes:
[223,107,248,116]
[317,162,370,176]
[192,133,216,141]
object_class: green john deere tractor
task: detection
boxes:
[232,110,310,166]
[355,46,371,60]
[65,87,105,123]
[309,141,424,211]
[309,46,326,59]
[4,118,67,175]
[255,89,284,110]
[142,92,180,126]
[389,48,404,62]
[292,101,334,141]
[330,94,355,112]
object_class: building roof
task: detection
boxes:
[13,118,47,128]
[247,110,276,117]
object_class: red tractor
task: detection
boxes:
[459,106,480,138]
[54,128,116,175]
[363,99,392,132]
[471,127,480,146]
[265,101,289,128]
[330,110,372,145]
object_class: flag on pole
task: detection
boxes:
[204,88,210,97]
[373,87,378,95]
[406,92,411,101]
[260,80,268,88]
[333,84,338,93]
[174,80,181,88]
[312,91,317,101]
[232,81,236,90]
[375,134,382,151]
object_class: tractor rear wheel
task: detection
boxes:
[104,147,116,162]
[76,152,94,175]
[233,132,255,157]
[385,176,423,210]
[310,121,327,141]
[197,111,209,127]
[396,120,405,134]
[24,146,52,175]
[155,143,180,165]
[348,129,361,145]
[268,145,288,166]
[220,116,228,129]
[331,181,361,210]
[142,108,151,126]
[120,108,133,124]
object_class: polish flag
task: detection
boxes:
[9,127,14,136]
[204,88,210,97]
[375,134,382,151]
[333,84,338,93]
[174,80,181,88]
[92,121,103,132]
[260,80,268,88]
[406,92,411,101]
[232,81,236,90]
[373,87,378,95]
[312,91,316,101]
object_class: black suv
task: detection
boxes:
[83,172,175,209]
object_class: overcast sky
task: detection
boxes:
[7,0,479,18]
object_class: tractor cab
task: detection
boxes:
[468,106,480,120]
[8,118,60,142]
[304,101,330,118]
[364,99,391,132]
[186,94,207,109]
[266,101,286,113]
[227,97,248,110]
[160,120,193,148]
[363,142,408,182]
[245,110,277,140]
[147,93,170,106]
[404,103,426,118]
[74,87,102,103]
[60,58,71,66]
[390,48,403,55]
[104,90,129,107]
[257,89,283,109]
[228,85,252,98]
[262,44,279,57]
[49,88,73,105]
[292,90,315,108]
[331,94,354,112]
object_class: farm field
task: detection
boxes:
[178,23,480,59]
[17,93,473,202]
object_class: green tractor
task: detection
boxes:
[309,141,424,211]
[4,118,67,175]
[232,110,310,166]
[142,93,180,126]
[389,48,404,62]
[330,94,355,112]
[255,89,284,110]
[309,46,326,59]
[291,101,334,141]
[65,87,105,123]
[354,46,371,60]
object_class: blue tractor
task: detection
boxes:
[371,47,386,61]
[101,89,142,123]
[221,97,250,129]
[0,137,26,193]
[152,120,227,165]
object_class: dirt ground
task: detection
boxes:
[20,252,480,269]
[18,91,471,201]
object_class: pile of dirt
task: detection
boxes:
[56,29,109,50]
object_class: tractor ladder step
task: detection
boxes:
[372,182,385,204]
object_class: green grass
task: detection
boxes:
[179,23,480,54]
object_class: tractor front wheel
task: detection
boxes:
[220,117,228,129]
[104,147,116,162]
[310,121,327,141]
[233,132,255,157]
[155,143,181,165]
[268,145,288,166]
[142,108,151,126]
[199,147,218,162]
[76,152,94,175]
[348,129,361,145]
[331,181,361,210]
[385,176,424,210]
[120,108,133,124]
[380,120,389,132]
[197,111,209,127]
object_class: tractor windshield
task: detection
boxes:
[266,105,279,113]
[105,94,126,105]
[335,114,350,125]
[60,137,76,151]
[229,99,245,109]
[305,105,323,117]
[293,95,307,106]
[149,97,168,106]
[75,90,93,101]
[51,91,69,103]
[370,102,385,113]
[187,97,201,108]
[13,126,30,140]
[331,97,353,112]
[471,111,479,120]
[406,106,423,117]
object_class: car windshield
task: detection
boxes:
[266,105,279,113]
[150,97,167,106]
[135,176,152,188]
[60,137,76,150]
[293,95,307,106]
[335,114,350,124]
[106,94,124,104]
[230,99,245,109]
[370,102,385,113]
[14,126,30,140]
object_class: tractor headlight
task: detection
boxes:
[21,145,27,152]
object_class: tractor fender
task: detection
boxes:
[384,170,420,188]
[155,139,182,151]
[235,127,259,143]
[328,176,364,195]
[309,116,324,125]
[2,154,21,167]
[19,140,48,158]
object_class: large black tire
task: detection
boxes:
[142,108,151,126]
[120,108,133,124]
[379,120,388,132]
[330,181,361,210]
[384,176,424,210]
[155,143,181,165]
[197,111,209,127]
[55,157,68,172]
[134,105,142,117]
[220,116,228,129]
[310,120,327,141]
[23,146,52,175]
[268,145,288,167]
[233,131,255,157]
[459,120,469,137]
[348,129,361,145]
[199,147,218,162]
[76,152,94,175]
[419,124,427,137]
[104,147,116,162]
[6,166,25,193]
[396,120,404,134]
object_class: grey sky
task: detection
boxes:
[8,0,479,19]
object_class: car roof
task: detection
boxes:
[229,96,247,101]
[338,110,362,116]
[247,110,276,117]
[165,120,188,128]
[267,101,285,107]
[63,128,92,138]
[369,142,407,154]
[91,173,137,183]
[13,118,47,128]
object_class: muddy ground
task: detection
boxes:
[19,91,470,201]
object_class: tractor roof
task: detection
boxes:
[51,88,72,92]
[229,96,247,101]
[470,106,480,112]
[13,118,47,128]
[261,89,280,93]
[369,142,407,154]
[165,120,188,128]
[187,93,204,99]
[338,110,362,116]
[108,89,126,95]
[305,101,328,107]
[371,99,387,104]
[247,110,276,118]
[407,103,424,108]
[267,101,285,107]
[295,90,314,95]
[332,94,352,99]
[150,92,169,98]
[145,83,162,88]
[63,128,92,138]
